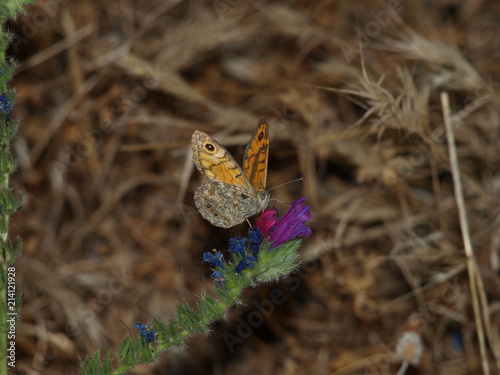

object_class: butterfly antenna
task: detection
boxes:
[121,320,132,337]
[270,197,287,205]
[267,177,304,193]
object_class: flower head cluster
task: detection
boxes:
[203,197,311,286]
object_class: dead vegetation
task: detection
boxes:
[9,0,500,374]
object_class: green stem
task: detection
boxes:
[109,280,242,374]
[79,240,302,374]
[0,1,32,373]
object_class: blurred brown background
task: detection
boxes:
[8,0,500,374]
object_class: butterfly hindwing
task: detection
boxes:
[194,182,259,228]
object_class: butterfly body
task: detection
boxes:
[192,119,270,228]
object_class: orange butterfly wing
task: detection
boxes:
[243,118,269,193]
[191,130,254,192]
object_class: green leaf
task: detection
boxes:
[0,0,33,21]
[118,337,135,366]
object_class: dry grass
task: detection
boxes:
[9,0,500,374]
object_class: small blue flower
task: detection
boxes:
[248,228,263,255]
[134,322,157,343]
[210,270,226,287]
[211,270,224,279]
[229,236,246,257]
[203,251,225,269]
[0,94,14,122]
[235,255,255,275]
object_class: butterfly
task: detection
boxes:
[191,118,270,228]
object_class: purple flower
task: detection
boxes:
[254,209,278,237]
[229,236,246,257]
[203,251,225,269]
[266,197,311,250]
[235,255,256,275]
[135,322,157,343]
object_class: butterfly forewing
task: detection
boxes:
[192,130,253,192]
[243,118,269,193]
